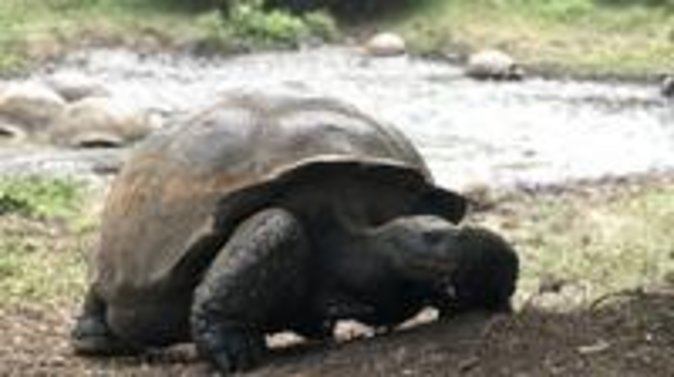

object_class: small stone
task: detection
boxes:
[577,340,610,355]
[0,81,66,131]
[661,75,674,98]
[466,49,524,81]
[365,32,407,57]
[0,116,27,142]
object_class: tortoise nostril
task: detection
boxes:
[423,231,445,246]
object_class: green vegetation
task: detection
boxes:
[260,0,413,16]
[199,1,337,49]
[472,183,674,306]
[0,0,672,76]
[0,176,85,219]
[391,0,674,76]
[0,0,337,73]
[0,176,93,307]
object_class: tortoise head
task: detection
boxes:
[373,216,519,312]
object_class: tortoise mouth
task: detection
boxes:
[405,257,458,282]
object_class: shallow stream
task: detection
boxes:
[3,46,673,190]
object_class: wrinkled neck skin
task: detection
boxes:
[324,214,463,289]
[309,215,458,326]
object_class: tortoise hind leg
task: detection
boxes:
[70,288,143,356]
[191,208,310,374]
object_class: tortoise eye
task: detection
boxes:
[423,231,445,246]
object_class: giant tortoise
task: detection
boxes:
[71,92,519,374]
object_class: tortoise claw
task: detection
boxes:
[71,315,142,356]
[197,326,265,374]
[210,351,233,375]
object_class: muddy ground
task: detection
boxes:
[1,176,672,377]
[1,286,672,377]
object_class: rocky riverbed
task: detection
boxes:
[1,46,673,191]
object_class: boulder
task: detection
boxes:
[0,116,27,143]
[0,81,66,132]
[44,72,110,102]
[661,75,674,98]
[465,49,524,81]
[364,32,407,57]
[48,97,161,148]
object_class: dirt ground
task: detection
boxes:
[0,288,672,377]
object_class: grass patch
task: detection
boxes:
[0,176,85,219]
[389,0,674,76]
[471,181,674,308]
[0,0,205,73]
[0,0,338,74]
[196,3,337,51]
[0,176,95,307]
[1,0,671,76]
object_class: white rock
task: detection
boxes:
[661,75,674,98]
[0,81,66,131]
[49,97,161,148]
[45,72,110,102]
[365,32,407,57]
[0,116,27,143]
[466,49,524,80]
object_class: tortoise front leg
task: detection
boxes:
[70,287,142,356]
[191,208,310,374]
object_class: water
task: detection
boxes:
[5,46,674,190]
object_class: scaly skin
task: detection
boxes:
[72,211,518,375]
[191,208,310,373]
[189,211,518,375]
[71,289,142,356]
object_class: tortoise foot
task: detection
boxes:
[71,315,142,356]
[194,321,265,374]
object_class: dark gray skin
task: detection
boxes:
[71,92,518,375]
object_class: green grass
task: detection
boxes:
[1,0,671,76]
[388,0,674,76]
[0,176,94,307]
[0,0,337,73]
[198,3,337,50]
[0,176,86,219]
[0,0,201,72]
[472,183,674,307]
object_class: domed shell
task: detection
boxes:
[93,92,466,304]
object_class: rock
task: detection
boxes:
[44,72,110,102]
[0,116,27,143]
[48,97,161,148]
[364,32,407,57]
[661,75,674,98]
[0,81,66,132]
[69,131,126,149]
[465,49,524,81]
